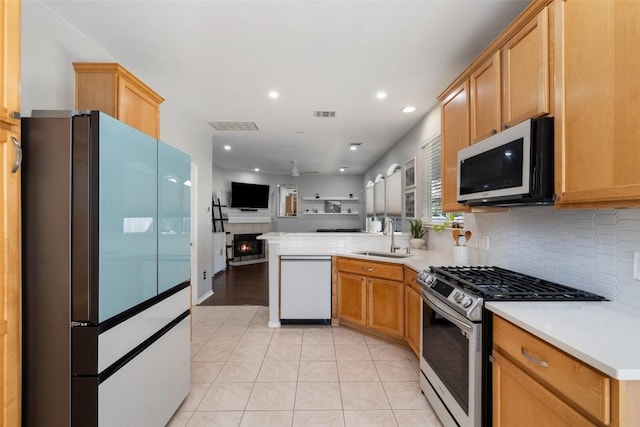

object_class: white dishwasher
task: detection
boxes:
[279,255,332,325]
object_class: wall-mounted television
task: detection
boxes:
[230,182,270,209]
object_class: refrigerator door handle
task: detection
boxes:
[71,321,89,327]
[10,135,22,173]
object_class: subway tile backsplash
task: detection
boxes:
[427,206,640,309]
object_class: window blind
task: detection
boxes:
[421,136,442,221]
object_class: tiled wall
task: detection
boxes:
[427,206,640,309]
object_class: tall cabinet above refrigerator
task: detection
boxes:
[21,111,191,427]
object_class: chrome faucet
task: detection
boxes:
[385,219,401,253]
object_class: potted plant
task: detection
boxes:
[409,219,426,249]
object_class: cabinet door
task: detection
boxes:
[492,351,593,427]
[502,6,550,128]
[556,0,640,207]
[367,277,404,338]
[337,271,367,326]
[1,127,21,427]
[470,52,501,143]
[0,0,20,126]
[404,285,421,357]
[441,81,471,212]
[118,77,161,139]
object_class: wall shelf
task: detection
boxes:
[303,211,360,215]
[302,196,359,201]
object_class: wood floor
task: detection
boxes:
[199,262,269,306]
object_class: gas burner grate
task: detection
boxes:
[429,266,605,301]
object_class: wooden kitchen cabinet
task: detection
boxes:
[73,63,164,138]
[403,266,421,356]
[470,52,501,143]
[493,314,640,426]
[440,81,471,213]
[337,257,404,338]
[501,6,550,128]
[554,0,640,208]
[1,1,21,426]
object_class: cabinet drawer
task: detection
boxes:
[493,315,610,425]
[337,257,403,281]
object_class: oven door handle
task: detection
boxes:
[421,290,473,334]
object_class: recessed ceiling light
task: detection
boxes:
[349,142,362,151]
[402,106,416,113]
[376,91,387,100]
[339,167,347,172]
[268,91,279,99]
[254,168,260,172]
[224,145,231,151]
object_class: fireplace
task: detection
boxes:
[233,233,265,261]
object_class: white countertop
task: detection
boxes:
[486,301,640,380]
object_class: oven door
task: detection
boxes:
[420,290,482,427]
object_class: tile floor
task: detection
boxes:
[167,305,443,427]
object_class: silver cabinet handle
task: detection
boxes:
[362,267,374,272]
[521,347,549,368]
[10,136,22,173]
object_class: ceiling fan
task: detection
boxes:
[278,160,319,176]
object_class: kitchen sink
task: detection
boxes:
[353,251,412,259]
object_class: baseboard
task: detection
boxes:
[196,290,214,305]
[228,258,268,267]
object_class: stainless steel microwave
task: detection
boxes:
[457,117,554,206]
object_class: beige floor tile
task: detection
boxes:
[332,327,366,345]
[215,360,263,382]
[298,361,339,382]
[239,411,294,427]
[293,410,345,427]
[177,383,211,411]
[303,328,335,345]
[368,344,410,361]
[340,382,390,410]
[228,344,269,361]
[382,382,430,410]
[191,342,236,362]
[364,335,391,345]
[186,411,243,427]
[191,344,203,359]
[265,344,302,361]
[337,361,380,381]
[343,410,397,427]
[393,409,443,427]
[197,382,254,411]
[166,411,192,427]
[335,344,372,361]
[191,361,224,383]
[246,382,297,410]
[374,360,419,382]
[301,344,336,361]
[294,382,343,410]
[256,360,300,382]
[238,331,274,346]
[271,329,304,345]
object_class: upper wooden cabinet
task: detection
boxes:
[441,81,471,213]
[73,63,164,138]
[554,0,640,208]
[501,6,550,128]
[470,52,501,143]
[0,0,20,127]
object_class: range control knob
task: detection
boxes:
[453,292,464,303]
[461,297,473,308]
[423,274,436,286]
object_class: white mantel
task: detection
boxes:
[226,213,272,224]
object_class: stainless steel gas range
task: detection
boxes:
[416,266,605,427]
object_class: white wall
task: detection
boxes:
[22,1,214,303]
[213,165,365,232]
[363,105,441,232]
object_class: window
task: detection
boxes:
[421,135,464,225]
[421,135,442,222]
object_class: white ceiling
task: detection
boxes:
[39,0,529,176]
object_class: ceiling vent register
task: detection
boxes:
[208,121,259,131]
[313,110,337,118]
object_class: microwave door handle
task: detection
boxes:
[421,290,473,334]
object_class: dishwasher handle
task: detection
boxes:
[280,255,332,261]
